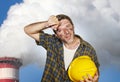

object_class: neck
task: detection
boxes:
[64,36,80,49]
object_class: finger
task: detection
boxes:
[83,76,89,82]
[93,71,99,82]
[95,71,99,78]
[48,15,59,26]
[95,71,99,76]
[80,80,84,82]
[51,24,59,30]
[50,15,59,23]
[93,74,99,81]
[49,15,56,19]
[87,74,93,80]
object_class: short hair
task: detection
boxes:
[56,14,73,25]
[53,14,73,33]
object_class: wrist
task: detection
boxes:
[45,21,49,28]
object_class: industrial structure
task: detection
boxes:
[0,57,22,82]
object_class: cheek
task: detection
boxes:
[56,33,63,38]
[69,29,74,34]
[57,34,62,37]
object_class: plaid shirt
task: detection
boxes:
[37,33,100,82]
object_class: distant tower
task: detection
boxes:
[0,57,22,82]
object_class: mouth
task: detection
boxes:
[65,34,71,40]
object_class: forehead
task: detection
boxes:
[59,19,71,25]
[58,19,72,30]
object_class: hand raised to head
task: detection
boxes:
[47,15,60,30]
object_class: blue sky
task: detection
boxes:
[0,0,22,25]
[0,0,120,82]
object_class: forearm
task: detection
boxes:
[24,21,48,35]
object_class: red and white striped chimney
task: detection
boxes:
[0,57,22,82]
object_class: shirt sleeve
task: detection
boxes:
[36,32,54,50]
[82,40,100,69]
[90,48,100,69]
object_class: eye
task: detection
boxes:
[66,24,70,27]
[70,28,73,30]
[56,29,61,33]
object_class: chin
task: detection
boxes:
[67,39,74,44]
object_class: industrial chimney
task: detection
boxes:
[0,57,22,82]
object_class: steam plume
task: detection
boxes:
[0,0,120,67]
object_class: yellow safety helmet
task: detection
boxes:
[68,56,97,82]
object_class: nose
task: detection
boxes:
[64,29,69,35]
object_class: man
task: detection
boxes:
[24,14,100,82]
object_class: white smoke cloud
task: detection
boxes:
[0,0,120,67]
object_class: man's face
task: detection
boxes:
[56,19,74,44]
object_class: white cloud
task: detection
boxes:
[0,0,120,67]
